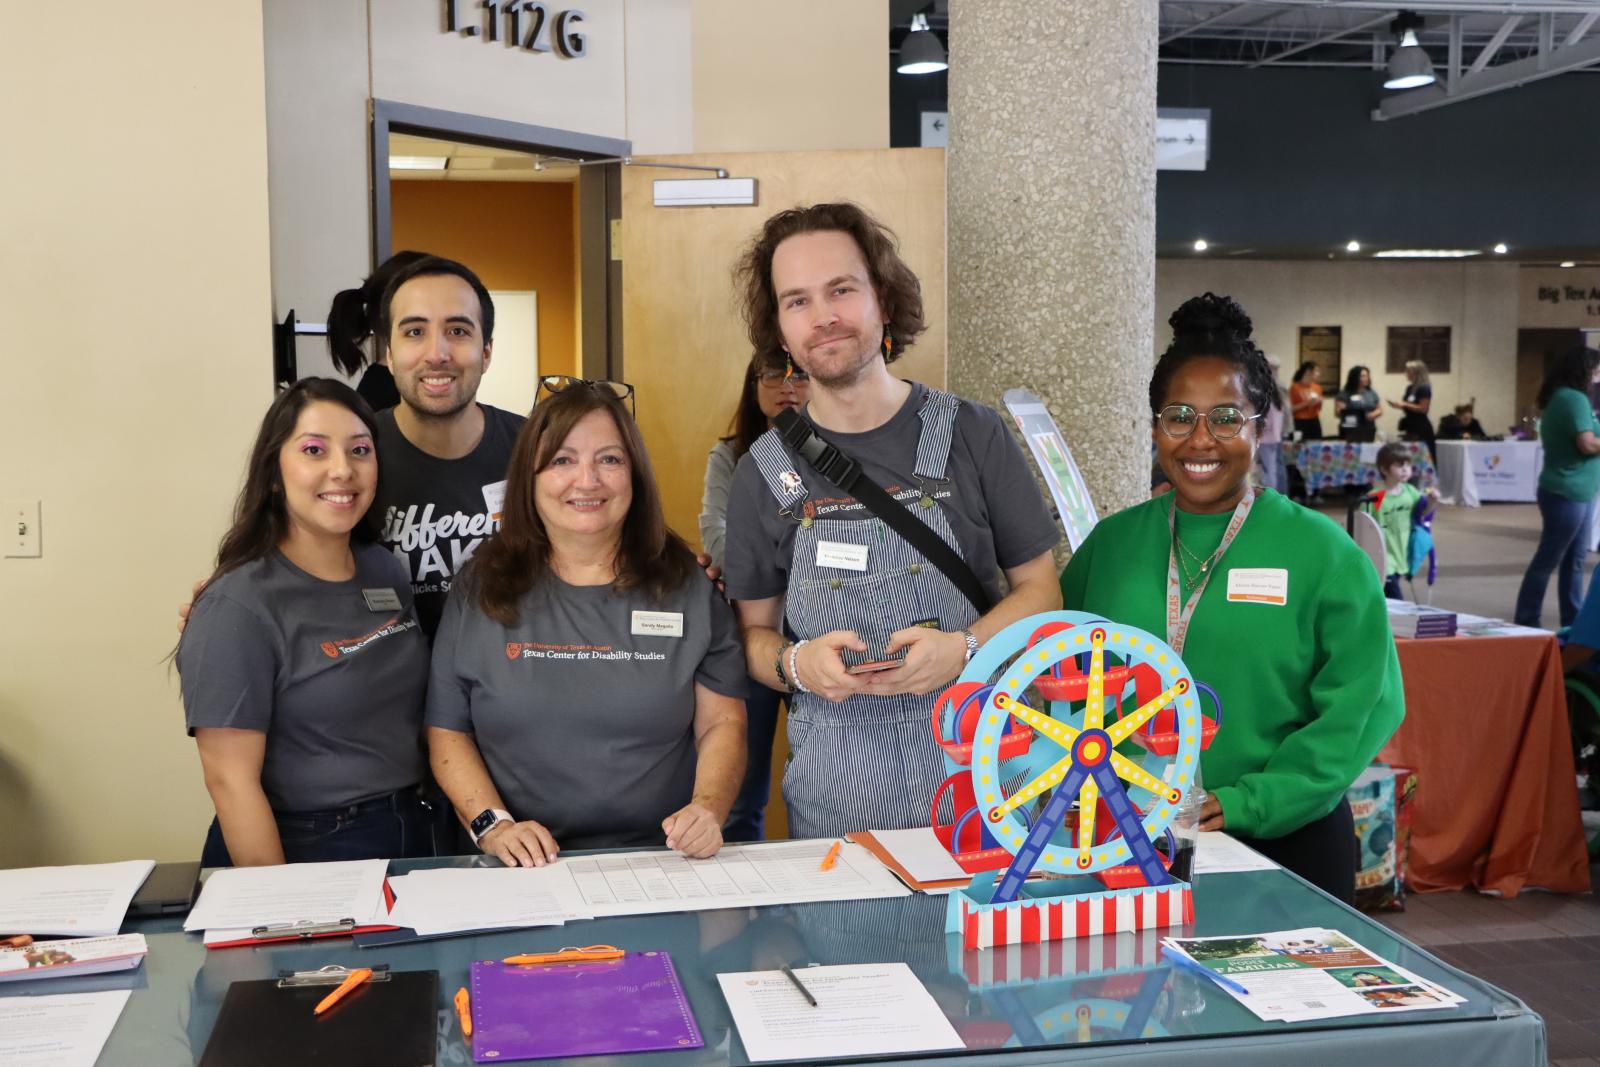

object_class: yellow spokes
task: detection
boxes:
[1105,678,1189,744]
[1109,751,1182,804]
[1076,776,1099,868]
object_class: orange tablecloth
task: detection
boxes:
[1380,632,1591,897]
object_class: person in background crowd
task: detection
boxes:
[1388,359,1435,460]
[723,202,1061,839]
[1059,293,1404,903]
[1335,365,1382,443]
[700,350,811,841]
[1437,401,1487,440]
[1255,354,1290,495]
[1364,442,1437,600]
[1290,361,1325,440]
[326,250,429,411]
[427,382,747,866]
[1514,346,1600,628]
[177,379,432,866]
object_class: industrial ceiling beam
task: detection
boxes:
[1373,23,1600,117]
[1248,11,1396,66]
[1467,14,1522,72]
[1565,11,1600,44]
[1160,3,1254,44]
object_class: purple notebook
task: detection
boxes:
[471,951,703,1062]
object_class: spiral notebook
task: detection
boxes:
[470,951,702,1062]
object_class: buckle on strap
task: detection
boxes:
[775,409,860,487]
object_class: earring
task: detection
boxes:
[882,325,893,358]
[784,352,795,381]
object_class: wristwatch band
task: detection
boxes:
[961,629,979,663]
[469,807,513,844]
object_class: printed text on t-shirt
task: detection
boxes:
[382,501,503,582]
[504,641,666,662]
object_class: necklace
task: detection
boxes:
[1173,530,1224,578]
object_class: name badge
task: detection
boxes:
[631,610,684,637]
[1226,568,1288,606]
[815,540,869,571]
[482,480,508,521]
[362,587,403,612]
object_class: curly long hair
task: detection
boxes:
[1536,345,1600,409]
[467,387,695,625]
[1150,293,1278,418]
[734,202,926,366]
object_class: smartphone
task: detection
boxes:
[846,657,905,675]
[127,861,201,918]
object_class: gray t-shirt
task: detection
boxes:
[723,383,1061,603]
[177,543,429,812]
[425,568,747,850]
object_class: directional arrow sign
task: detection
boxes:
[1157,108,1209,171]
[921,110,949,148]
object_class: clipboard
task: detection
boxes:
[471,951,702,1062]
[203,881,400,950]
[198,965,438,1066]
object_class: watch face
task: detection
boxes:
[470,809,500,837]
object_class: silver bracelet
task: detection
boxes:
[788,639,812,694]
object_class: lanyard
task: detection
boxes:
[1165,489,1254,655]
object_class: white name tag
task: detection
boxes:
[631,610,684,637]
[362,587,403,612]
[481,480,508,520]
[1226,568,1288,605]
[815,540,869,571]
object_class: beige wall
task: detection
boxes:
[691,0,888,153]
[0,3,273,864]
[1156,260,1522,439]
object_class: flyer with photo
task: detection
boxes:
[1161,927,1464,1022]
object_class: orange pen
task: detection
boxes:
[818,841,842,872]
[503,944,624,966]
[454,987,473,1037]
[312,967,373,1016]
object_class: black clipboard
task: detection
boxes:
[198,966,438,1066]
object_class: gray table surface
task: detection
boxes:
[5,854,1544,1066]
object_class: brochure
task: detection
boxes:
[0,934,147,984]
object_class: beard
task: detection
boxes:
[796,331,881,389]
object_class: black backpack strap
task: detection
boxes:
[773,408,993,616]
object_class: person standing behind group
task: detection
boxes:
[325,250,429,412]
[1289,362,1325,440]
[1514,346,1600,628]
[177,380,432,867]
[1335,365,1382,443]
[427,382,747,866]
[1388,360,1435,460]
[722,202,1062,840]
[1059,294,1403,903]
[1255,354,1289,495]
[700,350,811,841]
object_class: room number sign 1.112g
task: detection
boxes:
[444,1,588,59]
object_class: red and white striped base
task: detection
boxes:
[955,883,1194,951]
[954,925,1168,987]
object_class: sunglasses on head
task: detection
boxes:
[536,375,636,415]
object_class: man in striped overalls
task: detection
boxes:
[722,203,1063,840]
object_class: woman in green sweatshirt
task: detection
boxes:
[1059,293,1404,903]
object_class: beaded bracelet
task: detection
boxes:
[788,639,813,694]
[773,642,793,692]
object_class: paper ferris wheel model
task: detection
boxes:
[934,611,1221,950]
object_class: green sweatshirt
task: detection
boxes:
[1059,489,1404,840]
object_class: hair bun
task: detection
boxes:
[1169,292,1253,344]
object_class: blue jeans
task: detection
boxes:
[1514,488,1597,628]
[200,786,434,867]
[722,680,784,842]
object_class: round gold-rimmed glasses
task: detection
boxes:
[1156,404,1260,440]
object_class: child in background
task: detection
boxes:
[1365,443,1439,600]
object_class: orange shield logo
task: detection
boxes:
[320,641,339,659]
[506,642,522,660]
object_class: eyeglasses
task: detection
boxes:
[536,375,636,415]
[756,369,810,386]
[1156,404,1261,440]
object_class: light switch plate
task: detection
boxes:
[5,499,40,557]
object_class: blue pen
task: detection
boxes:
[1162,947,1250,996]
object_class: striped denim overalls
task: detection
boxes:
[748,388,980,839]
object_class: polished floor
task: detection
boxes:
[1312,498,1600,1065]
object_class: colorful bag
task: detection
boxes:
[1348,763,1418,911]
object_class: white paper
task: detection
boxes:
[184,858,387,932]
[0,990,131,1066]
[864,827,969,882]
[1194,832,1281,874]
[385,865,590,936]
[719,963,964,1062]
[0,860,154,938]
[567,840,909,917]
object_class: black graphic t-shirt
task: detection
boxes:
[374,404,524,639]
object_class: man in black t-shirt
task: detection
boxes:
[369,255,524,638]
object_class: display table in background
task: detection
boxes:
[1433,441,1542,506]
[1380,626,1591,897]
[1290,440,1438,495]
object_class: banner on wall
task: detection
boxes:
[1003,389,1098,551]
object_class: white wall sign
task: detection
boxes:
[478,290,540,416]
[920,111,948,148]
[1520,266,1600,328]
[1157,108,1209,171]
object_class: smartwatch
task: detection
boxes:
[469,808,513,844]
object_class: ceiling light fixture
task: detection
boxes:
[1561,261,1577,268]
[1383,14,1436,91]
[1193,239,1208,252]
[1372,249,1480,259]
[896,13,947,75]
[1346,241,1361,253]
[1493,243,1508,254]
[390,155,448,171]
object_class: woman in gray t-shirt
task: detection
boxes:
[427,382,748,867]
[177,379,431,867]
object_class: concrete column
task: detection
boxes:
[947,1,1157,526]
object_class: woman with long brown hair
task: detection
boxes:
[177,378,432,866]
[426,381,748,866]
